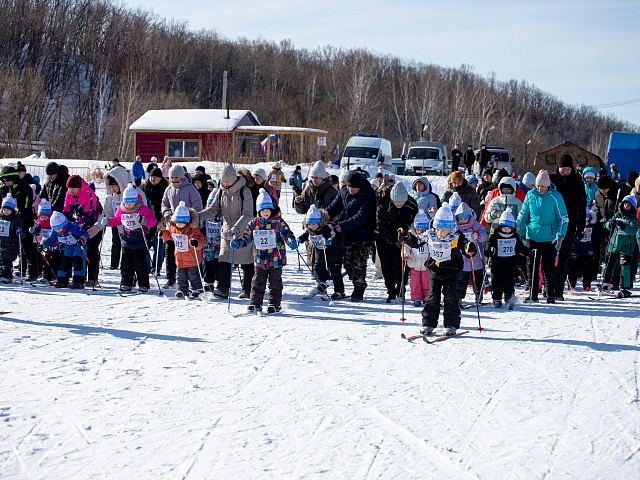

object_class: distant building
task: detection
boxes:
[129,109,327,163]
[533,141,604,172]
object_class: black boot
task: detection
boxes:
[351,286,366,302]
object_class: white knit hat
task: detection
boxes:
[252,167,268,182]
[306,204,322,225]
[256,188,274,213]
[448,192,462,212]
[172,201,191,223]
[433,202,455,229]
[309,161,327,179]
[38,199,52,215]
[498,207,516,228]
[206,189,217,206]
[522,172,536,186]
[413,209,430,229]
[50,211,68,230]
[1,193,17,211]
[122,183,138,204]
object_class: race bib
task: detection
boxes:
[428,239,452,261]
[0,220,10,237]
[121,213,141,230]
[497,238,517,257]
[310,234,326,250]
[254,229,276,250]
[58,233,78,245]
[206,220,222,241]
[172,233,189,252]
[40,228,52,239]
[581,227,592,243]
[414,243,430,258]
[270,175,277,182]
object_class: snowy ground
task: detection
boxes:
[2,164,640,479]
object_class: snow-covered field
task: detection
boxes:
[1,161,640,479]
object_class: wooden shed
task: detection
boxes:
[129,109,327,164]
[533,141,605,171]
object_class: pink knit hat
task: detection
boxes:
[536,170,550,187]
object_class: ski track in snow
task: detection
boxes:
[1,168,640,478]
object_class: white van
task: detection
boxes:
[340,134,392,170]
[474,146,512,174]
[404,141,449,175]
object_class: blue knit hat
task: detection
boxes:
[465,175,477,185]
[448,192,462,212]
[122,183,138,204]
[172,201,191,223]
[413,209,430,229]
[256,188,274,213]
[498,207,516,228]
[38,199,52,215]
[1,193,17,211]
[50,211,68,231]
[621,194,637,210]
[433,202,455,229]
[306,204,322,225]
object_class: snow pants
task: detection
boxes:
[490,257,517,302]
[58,244,87,285]
[410,268,429,302]
[250,267,283,307]
[121,247,150,289]
[342,241,372,289]
[422,269,462,329]
[177,265,203,295]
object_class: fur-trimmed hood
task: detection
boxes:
[302,207,330,230]
[237,167,255,188]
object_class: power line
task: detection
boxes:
[589,98,640,109]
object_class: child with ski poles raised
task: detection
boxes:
[484,208,532,308]
[297,204,345,300]
[38,211,89,288]
[230,189,297,314]
[454,201,487,306]
[0,193,26,283]
[100,183,156,293]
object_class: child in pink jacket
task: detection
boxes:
[404,209,430,307]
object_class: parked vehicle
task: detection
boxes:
[475,146,512,174]
[607,132,640,179]
[404,141,449,175]
[340,134,392,170]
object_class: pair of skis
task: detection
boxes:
[401,330,469,344]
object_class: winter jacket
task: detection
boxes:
[298,210,342,265]
[40,165,69,212]
[268,167,286,192]
[106,194,157,251]
[594,176,627,234]
[456,205,487,271]
[571,223,600,257]
[161,158,172,178]
[63,177,102,229]
[198,174,254,264]
[132,159,145,180]
[478,148,491,170]
[294,179,338,215]
[583,167,599,206]
[605,208,638,256]
[160,208,204,268]
[0,211,25,261]
[290,171,304,191]
[421,228,470,275]
[101,166,148,237]
[550,168,587,237]
[0,172,35,228]
[482,178,524,232]
[463,149,476,169]
[477,179,494,206]
[43,222,89,249]
[141,177,169,222]
[411,177,440,219]
[377,190,419,245]
[443,180,482,219]
[235,207,294,270]
[327,180,377,244]
[191,173,211,206]
[161,173,203,223]
[517,183,568,242]
[485,230,530,270]
[404,229,429,271]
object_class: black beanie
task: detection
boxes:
[626,171,639,185]
[149,167,163,178]
[16,161,26,172]
[482,168,493,177]
[45,162,60,175]
[558,154,573,168]
[346,171,364,188]
[596,175,615,189]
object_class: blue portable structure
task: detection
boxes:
[607,131,640,179]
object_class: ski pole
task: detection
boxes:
[397,227,406,323]
[141,227,163,295]
[38,249,59,283]
[17,230,23,285]
[527,248,538,304]
[469,252,483,332]
[228,236,235,311]
[295,245,328,300]
[192,243,210,301]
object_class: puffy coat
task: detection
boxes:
[0,211,25,261]
[107,194,157,250]
[550,168,587,236]
[101,166,148,236]
[268,167,286,192]
[420,228,470,274]
[443,180,482,219]
[63,177,102,229]
[235,207,294,270]
[132,159,145,180]
[327,180,377,244]
[483,178,524,232]
[161,173,203,223]
[160,208,204,268]
[456,204,487,271]
[198,174,254,264]
[377,190,419,245]
[0,170,35,228]
[594,176,627,229]
[605,208,638,256]
[517,184,568,242]
[43,221,89,248]
[40,164,69,212]
[411,177,440,219]
[294,179,338,215]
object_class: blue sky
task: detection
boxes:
[126,0,640,127]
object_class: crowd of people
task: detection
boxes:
[1,154,639,335]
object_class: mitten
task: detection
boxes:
[137,214,147,226]
[286,237,298,249]
[99,217,110,226]
[229,238,240,249]
[189,238,198,247]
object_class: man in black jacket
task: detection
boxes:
[463,145,476,175]
[549,154,587,300]
[40,162,70,212]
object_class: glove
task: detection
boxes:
[552,235,564,252]
[157,230,164,238]
[286,237,298,250]
[37,243,45,253]
[137,214,147,226]
[229,238,240,249]
[485,246,496,256]
[29,227,36,234]
[397,230,407,243]
[99,217,110,226]
[465,242,477,255]
[16,227,23,236]
[229,226,239,237]
[615,219,629,229]
[189,238,198,247]
[77,237,86,246]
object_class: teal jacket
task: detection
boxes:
[517,185,568,242]
[583,167,598,206]
[605,210,638,255]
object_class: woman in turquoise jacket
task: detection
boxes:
[517,170,568,303]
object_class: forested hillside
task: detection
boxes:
[0,0,635,163]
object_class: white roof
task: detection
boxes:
[129,109,260,132]
[236,125,327,134]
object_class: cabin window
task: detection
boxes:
[545,154,556,165]
[167,140,201,159]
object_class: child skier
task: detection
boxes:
[230,188,297,313]
[29,199,60,282]
[412,202,474,336]
[404,209,430,307]
[568,206,599,291]
[602,195,638,297]
[0,194,26,283]
[298,204,345,300]
[100,183,157,292]
[485,208,531,308]
[201,189,221,291]
[159,201,205,299]
[454,202,487,305]
[39,211,89,288]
